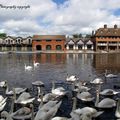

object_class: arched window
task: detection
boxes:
[36,45,42,50]
[46,45,51,50]
[56,45,62,50]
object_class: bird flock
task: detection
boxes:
[0,71,120,120]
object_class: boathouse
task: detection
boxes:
[32,35,66,51]
[93,24,120,52]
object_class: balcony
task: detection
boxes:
[97,43,107,46]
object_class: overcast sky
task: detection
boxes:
[0,0,120,37]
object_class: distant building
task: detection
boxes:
[93,24,120,52]
[32,35,66,51]
[0,36,32,51]
[65,38,94,51]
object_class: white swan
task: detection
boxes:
[105,69,118,78]
[33,61,39,67]
[100,89,119,96]
[0,80,7,87]
[1,111,13,120]
[51,81,66,96]
[4,81,27,95]
[115,99,120,118]
[24,64,32,71]
[70,97,103,120]
[95,88,116,108]
[11,104,34,120]
[0,95,7,112]
[90,78,104,85]
[66,74,78,82]
[37,87,59,103]
[32,80,44,87]
[14,90,35,105]
[77,91,94,102]
[34,100,62,120]
[51,117,70,120]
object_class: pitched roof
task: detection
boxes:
[95,25,120,37]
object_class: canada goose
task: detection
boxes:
[105,69,117,78]
[51,81,66,96]
[24,64,32,71]
[95,88,116,108]
[100,89,119,96]
[90,78,104,85]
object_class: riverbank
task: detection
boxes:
[0,50,120,54]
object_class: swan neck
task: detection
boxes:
[72,97,77,111]
[52,81,55,90]
[9,96,14,114]
[116,99,120,113]
[31,104,34,120]
[95,86,101,107]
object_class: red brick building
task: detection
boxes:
[32,35,66,51]
[93,24,120,52]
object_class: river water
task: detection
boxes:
[0,53,120,119]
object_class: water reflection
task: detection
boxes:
[93,53,120,73]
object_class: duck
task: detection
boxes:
[66,74,79,82]
[24,64,32,71]
[51,81,67,96]
[100,89,119,96]
[95,88,116,108]
[90,78,104,85]
[33,61,40,67]
[105,69,117,78]
[0,95,7,112]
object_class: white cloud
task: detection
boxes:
[0,0,120,36]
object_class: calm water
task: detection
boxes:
[0,53,120,119]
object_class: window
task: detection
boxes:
[46,39,51,42]
[46,45,51,50]
[56,39,62,42]
[36,40,41,42]
[56,45,62,50]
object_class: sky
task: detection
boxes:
[0,0,120,37]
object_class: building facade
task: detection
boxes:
[65,38,94,51]
[32,35,66,51]
[93,24,120,52]
[0,36,32,51]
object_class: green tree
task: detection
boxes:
[0,33,7,38]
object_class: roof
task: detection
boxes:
[95,25,120,37]
[33,35,65,40]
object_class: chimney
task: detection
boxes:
[114,24,117,29]
[104,24,107,28]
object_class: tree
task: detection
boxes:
[73,33,82,38]
[0,33,7,38]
